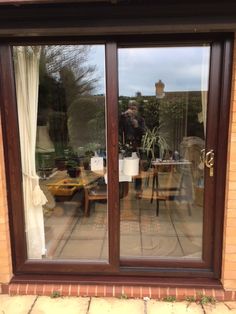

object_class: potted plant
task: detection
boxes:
[141,126,169,160]
[66,159,80,178]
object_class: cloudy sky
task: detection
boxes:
[90,45,210,96]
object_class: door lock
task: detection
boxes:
[200,149,214,177]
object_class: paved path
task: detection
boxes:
[1,295,236,313]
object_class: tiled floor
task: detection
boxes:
[44,177,203,260]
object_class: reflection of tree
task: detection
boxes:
[37,45,99,156]
[67,96,105,152]
[39,45,97,95]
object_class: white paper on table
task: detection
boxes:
[104,172,132,184]
[91,157,104,171]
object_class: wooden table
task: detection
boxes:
[45,168,104,201]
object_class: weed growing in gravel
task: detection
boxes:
[163,296,176,302]
[199,295,216,305]
[185,296,196,302]
[51,291,61,298]
[120,294,128,299]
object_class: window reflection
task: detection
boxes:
[118,46,210,260]
[14,45,108,260]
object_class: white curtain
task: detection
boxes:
[14,46,47,259]
[198,47,210,135]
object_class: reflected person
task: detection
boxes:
[119,100,145,152]
[119,100,145,197]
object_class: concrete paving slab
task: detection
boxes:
[171,301,204,314]
[203,302,231,313]
[147,300,204,314]
[0,295,36,314]
[225,302,236,310]
[88,297,144,314]
[31,296,90,314]
[146,300,174,314]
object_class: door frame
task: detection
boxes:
[0,33,233,285]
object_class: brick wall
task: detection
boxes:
[0,117,12,286]
[222,39,236,290]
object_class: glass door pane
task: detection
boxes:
[13,45,108,261]
[118,46,210,260]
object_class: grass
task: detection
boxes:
[51,290,61,298]
[162,296,176,302]
[185,296,196,303]
[199,295,216,305]
[119,294,128,299]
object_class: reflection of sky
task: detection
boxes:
[88,46,210,96]
[89,45,106,95]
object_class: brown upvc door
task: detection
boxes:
[116,38,233,278]
[0,34,233,282]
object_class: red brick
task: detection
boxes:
[25,284,29,295]
[97,285,105,297]
[160,287,168,299]
[186,288,196,298]
[1,284,9,294]
[9,284,18,295]
[105,285,113,297]
[195,289,204,300]
[169,288,176,298]
[36,284,44,296]
[214,289,224,301]
[150,287,160,299]
[88,285,96,297]
[44,284,53,296]
[80,285,88,297]
[61,285,70,295]
[27,284,36,295]
[123,286,132,298]
[232,290,236,300]
[133,287,141,298]
[5,283,236,302]
[114,286,122,297]
[19,284,27,295]
[141,287,150,298]
[130,286,134,298]
[176,288,186,300]
[204,288,213,297]
[52,284,62,295]
[70,285,78,296]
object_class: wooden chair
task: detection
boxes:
[83,181,129,217]
[140,166,192,216]
[84,182,107,217]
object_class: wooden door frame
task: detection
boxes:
[0,33,233,285]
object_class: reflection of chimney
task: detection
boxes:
[36,125,55,153]
[155,80,165,99]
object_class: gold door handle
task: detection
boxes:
[199,149,214,176]
[205,150,214,168]
[205,149,214,177]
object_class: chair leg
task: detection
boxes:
[187,202,192,216]
[84,192,90,217]
[156,198,159,216]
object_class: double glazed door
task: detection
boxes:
[3,36,232,279]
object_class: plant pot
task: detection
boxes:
[55,157,67,170]
[67,167,81,178]
[140,159,150,171]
